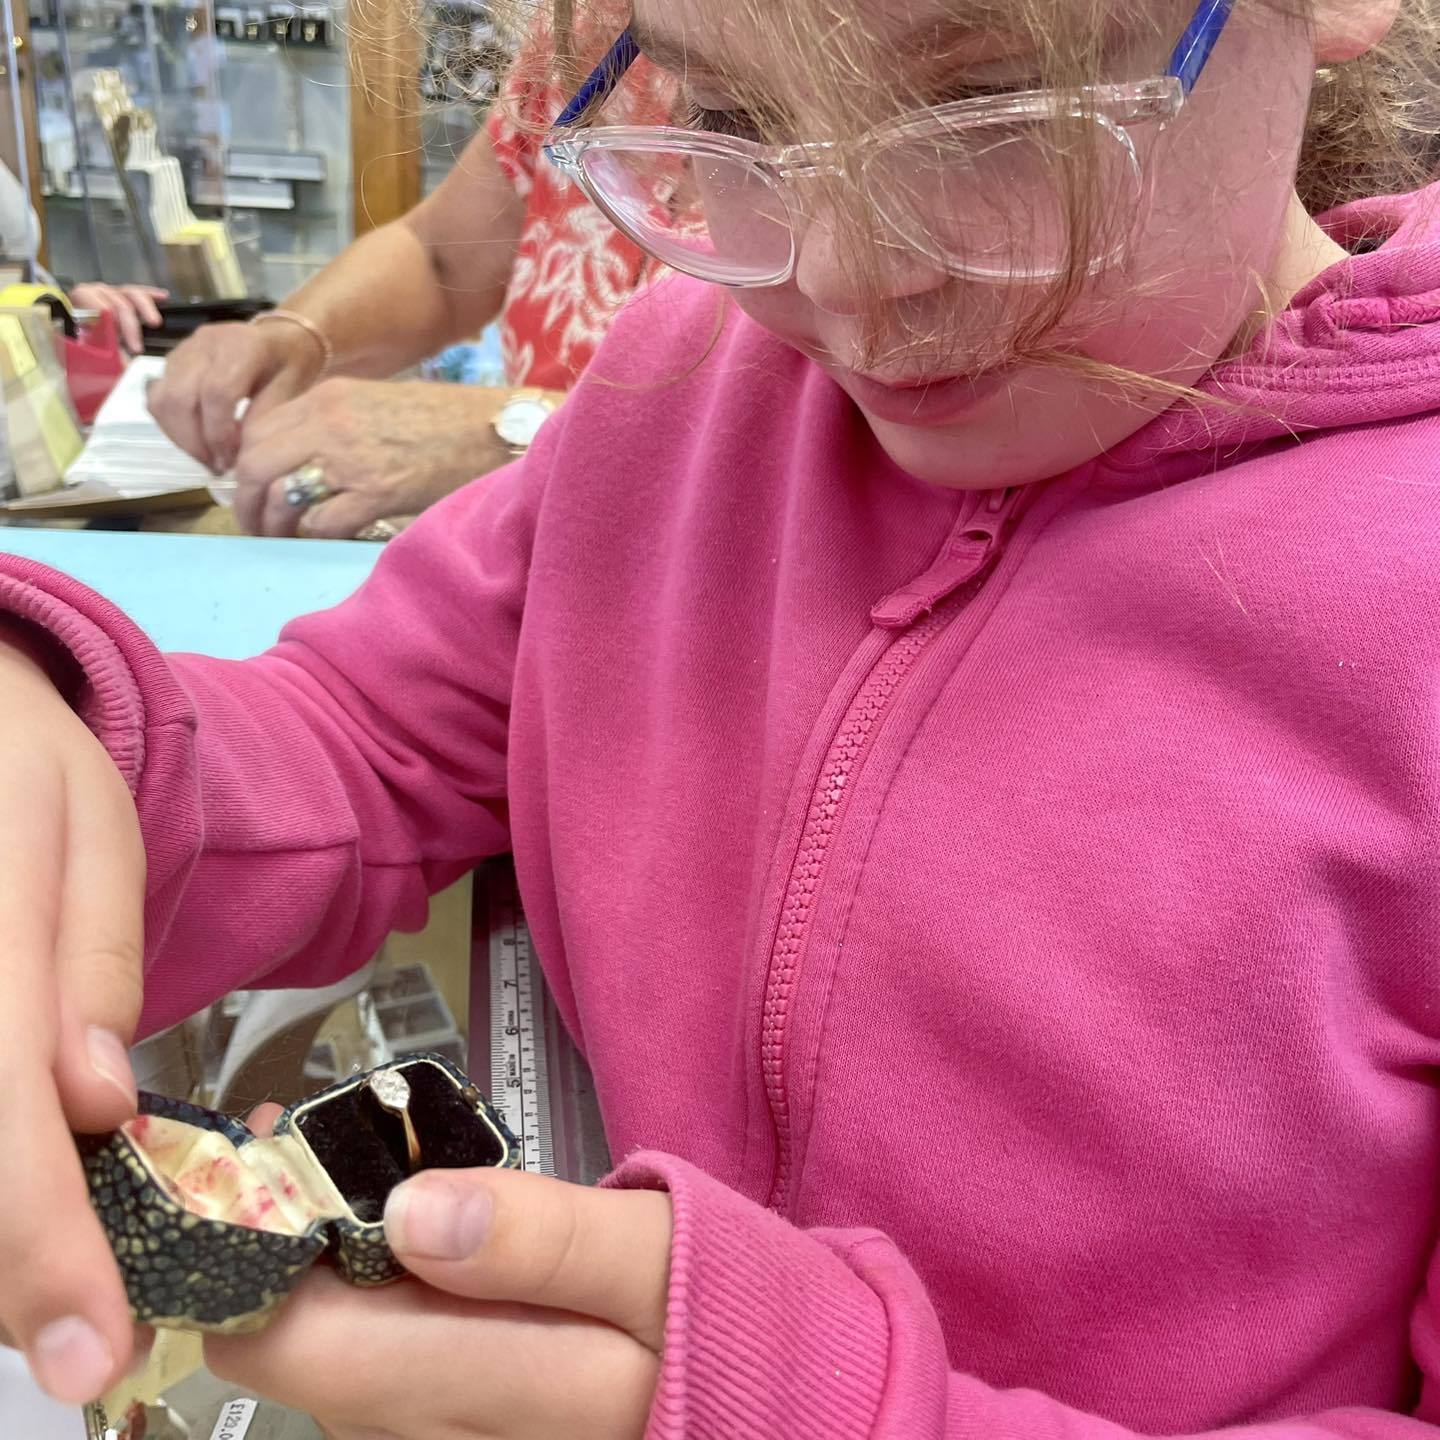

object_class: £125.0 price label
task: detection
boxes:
[208,1397,259,1440]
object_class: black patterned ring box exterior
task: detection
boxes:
[77,1053,519,1334]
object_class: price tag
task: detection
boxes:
[208,1397,259,1440]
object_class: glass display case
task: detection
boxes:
[419,0,503,197]
[28,0,351,299]
[24,0,504,301]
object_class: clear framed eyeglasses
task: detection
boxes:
[543,0,1234,288]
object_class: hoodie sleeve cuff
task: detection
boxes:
[0,555,193,790]
[604,1151,896,1440]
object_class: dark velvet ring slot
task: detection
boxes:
[76,1052,519,1334]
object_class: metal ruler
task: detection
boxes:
[470,860,610,1184]
[483,871,555,1175]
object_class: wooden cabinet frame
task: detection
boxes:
[347,0,422,235]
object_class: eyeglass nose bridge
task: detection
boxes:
[764,145,964,285]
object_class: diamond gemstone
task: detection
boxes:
[369,1069,411,1111]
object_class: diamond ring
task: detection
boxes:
[367,1067,422,1173]
[355,518,400,542]
[283,462,331,509]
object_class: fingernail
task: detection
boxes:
[385,1177,492,1260]
[30,1317,115,1404]
[87,1027,137,1108]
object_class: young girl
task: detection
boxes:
[3,0,1440,1434]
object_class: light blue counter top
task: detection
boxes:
[0,529,380,657]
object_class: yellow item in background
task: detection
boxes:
[0,282,75,317]
[35,386,85,473]
[0,315,39,378]
[168,220,245,300]
[0,306,85,497]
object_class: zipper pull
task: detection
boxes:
[870,488,1018,629]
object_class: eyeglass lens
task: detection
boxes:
[579,114,1143,285]
[580,147,796,284]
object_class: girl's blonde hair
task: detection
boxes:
[536,0,1440,203]
[501,0,1439,382]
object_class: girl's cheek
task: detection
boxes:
[729,288,812,349]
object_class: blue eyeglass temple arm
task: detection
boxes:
[553,30,641,128]
[552,0,1233,130]
[1166,0,1235,93]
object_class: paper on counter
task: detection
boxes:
[2,355,229,514]
[62,355,222,500]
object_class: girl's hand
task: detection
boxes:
[0,633,147,1402]
[207,1166,672,1440]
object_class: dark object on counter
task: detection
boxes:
[76,1052,518,1335]
[141,298,274,357]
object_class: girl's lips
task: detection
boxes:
[839,365,1014,427]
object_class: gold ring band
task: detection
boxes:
[366,1068,423,1174]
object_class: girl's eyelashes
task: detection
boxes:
[682,77,1049,144]
[679,79,1042,145]
[685,100,767,142]
[931,75,1048,104]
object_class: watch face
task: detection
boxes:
[495,400,551,449]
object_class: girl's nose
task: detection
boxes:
[793,202,951,316]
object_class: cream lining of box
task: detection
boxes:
[121,1113,352,1237]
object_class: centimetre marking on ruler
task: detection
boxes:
[487,896,555,1176]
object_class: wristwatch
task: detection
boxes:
[493,388,560,454]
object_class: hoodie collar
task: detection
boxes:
[1100,185,1440,482]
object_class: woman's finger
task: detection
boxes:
[234,420,316,495]
[385,1169,672,1350]
[259,472,309,539]
[122,286,167,329]
[110,294,144,354]
[234,421,316,538]
[201,339,270,475]
[149,349,216,470]
[70,282,165,349]
[299,490,385,540]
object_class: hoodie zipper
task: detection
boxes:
[760,487,1020,1212]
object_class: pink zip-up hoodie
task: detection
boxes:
[6,187,1440,1439]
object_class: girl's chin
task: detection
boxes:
[862,411,1055,491]
[858,374,1168,490]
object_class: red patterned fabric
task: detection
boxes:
[487,40,674,388]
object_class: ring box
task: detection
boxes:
[77,1053,518,1334]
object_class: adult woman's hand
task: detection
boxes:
[148,318,328,476]
[231,379,519,539]
[207,1165,671,1440]
[68,283,168,356]
[0,633,147,1403]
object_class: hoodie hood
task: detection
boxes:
[1104,185,1440,477]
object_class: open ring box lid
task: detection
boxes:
[77,1052,519,1335]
